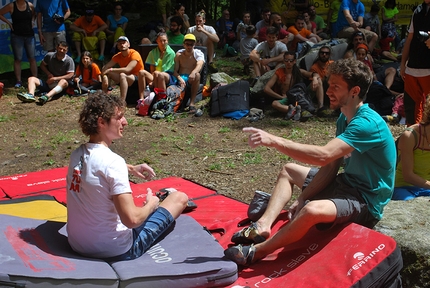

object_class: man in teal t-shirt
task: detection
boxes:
[224,58,396,267]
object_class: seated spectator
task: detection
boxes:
[258,12,293,46]
[240,25,258,75]
[287,15,321,52]
[382,93,405,124]
[70,9,107,62]
[216,8,235,48]
[302,10,317,35]
[364,4,381,38]
[173,34,205,114]
[167,16,185,44]
[376,30,399,62]
[393,96,430,200]
[101,36,143,103]
[17,41,74,105]
[187,10,219,72]
[308,4,328,39]
[333,0,378,52]
[255,8,271,33]
[249,26,288,78]
[73,51,102,95]
[167,3,190,34]
[355,43,377,81]
[105,4,128,48]
[344,31,374,62]
[138,32,176,107]
[233,11,253,51]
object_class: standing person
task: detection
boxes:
[66,91,188,260]
[393,96,430,200]
[69,9,107,62]
[224,58,396,266]
[173,34,205,114]
[105,4,128,46]
[167,3,190,34]
[333,0,378,53]
[36,0,71,53]
[73,51,102,95]
[17,41,74,105]
[101,36,144,103]
[187,10,219,72]
[400,0,430,125]
[326,0,342,37]
[0,0,37,88]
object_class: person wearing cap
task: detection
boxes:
[173,34,205,114]
[36,0,71,52]
[101,36,144,102]
[70,9,108,62]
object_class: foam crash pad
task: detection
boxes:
[0,195,67,222]
[0,167,67,204]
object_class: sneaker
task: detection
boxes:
[14,81,22,88]
[17,92,35,103]
[208,62,218,73]
[284,104,295,120]
[292,105,301,121]
[224,244,256,266]
[98,55,105,61]
[37,95,49,105]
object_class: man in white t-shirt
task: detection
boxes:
[66,92,188,260]
[250,26,288,77]
[187,11,219,72]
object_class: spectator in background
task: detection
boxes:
[377,30,399,62]
[287,15,320,52]
[0,0,37,88]
[255,8,271,33]
[167,3,190,34]
[167,16,185,45]
[303,10,317,35]
[105,4,128,47]
[36,0,71,52]
[258,12,293,46]
[363,4,381,38]
[73,51,102,95]
[393,96,430,200]
[234,11,253,51]
[240,25,258,75]
[250,26,288,78]
[400,1,430,125]
[381,0,400,51]
[333,0,378,53]
[308,5,327,39]
[70,9,107,62]
[326,0,342,37]
[187,10,219,72]
[17,41,74,105]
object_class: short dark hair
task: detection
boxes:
[327,58,372,100]
[284,50,296,59]
[79,92,125,136]
[170,15,183,27]
[266,26,278,36]
[296,15,305,21]
[58,41,68,48]
[245,25,256,36]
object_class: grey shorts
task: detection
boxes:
[303,168,378,229]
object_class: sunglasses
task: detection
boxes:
[284,59,295,62]
[354,32,364,37]
[184,42,194,47]
[319,51,330,55]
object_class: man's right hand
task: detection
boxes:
[243,127,276,148]
[145,188,160,213]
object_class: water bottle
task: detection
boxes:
[144,85,150,99]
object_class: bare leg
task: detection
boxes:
[159,191,188,219]
[189,73,201,107]
[74,41,82,58]
[99,39,106,57]
[27,76,40,95]
[138,70,153,100]
[272,100,291,113]
[29,58,37,77]
[14,60,22,83]
[384,67,396,90]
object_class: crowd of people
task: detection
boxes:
[1,0,429,270]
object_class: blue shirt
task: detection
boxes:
[336,104,396,220]
[106,14,128,31]
[333,0,365,37]
[36,0,69,32]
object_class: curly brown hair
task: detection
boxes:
[78,92,125,136]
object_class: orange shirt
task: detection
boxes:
[112,49,144,76]
[287,26,312,51]
[74,15,106,34]
[309,60,334,80]
[76,63,102,84]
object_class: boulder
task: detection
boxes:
[375,197,430,288]
[209,72,237,88]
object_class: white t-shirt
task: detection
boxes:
[187,25,216,46]
[254,41,288,69]
[177,48,205,62]
[66,143,132,258]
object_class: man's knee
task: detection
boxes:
[58,79,69,88]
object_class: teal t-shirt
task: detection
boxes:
[145,45,176,73]
[336,104,396,220]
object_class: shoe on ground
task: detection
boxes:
[292,105,302,121]
[37,95,49,105]
[299,110,313,122]
[17,92,35,103]
[231,222,267,244]
[382,114,400,124]
[194,108,203,117]
[208,62,218,73]
[284,104,295,120]
[224,244,256,266]
[227,46,238,56]
[98,55,105,61]
[14,81,22,88]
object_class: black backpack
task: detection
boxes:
[286,83,316,114]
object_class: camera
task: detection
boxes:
[417,31,429,42]
[52,13,65,23]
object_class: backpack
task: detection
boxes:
[286,83,316,114]
[365,82,394,115]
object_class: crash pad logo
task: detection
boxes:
[353,252,365,261]
[347,244,385,276]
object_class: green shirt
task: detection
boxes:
[167,31,185,45]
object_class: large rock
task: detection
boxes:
[374,197,430,288]
[209,72,237,88]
